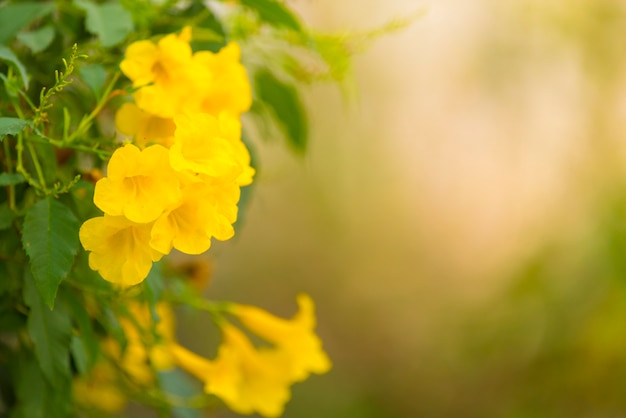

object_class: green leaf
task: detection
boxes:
[63,288,99,373]
[79,63,107,98]
[0,172,26,186]
[0,46,28,89]
[240,0,302,32]
[0,117,32,140]
[11,351,72,418]
[22,198,80,309]
[16,25,55,54]
[0,2,55,45]
[23,270,73,389]
[158,369,202,418]
[70,335,88,376]
[0,204,16,230]
[255,70,308,153]
[74,0,134,47]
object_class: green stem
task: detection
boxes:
[66,71,121,144]
[3,140,16,210]
[26,142,46,188]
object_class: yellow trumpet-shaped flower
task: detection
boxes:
[233,293,332,381]
[94,143,181,223]
[120,27,198,118]
[115,102,176,148]
[149,179,240,255]
[79,215,164,286]
[171,324,292,418]
[190,42,252,117]
[169,113,253,182]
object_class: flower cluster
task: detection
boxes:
[73,294,331,417]
[80,28,254,286]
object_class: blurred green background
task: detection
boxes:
[188,0,626,417]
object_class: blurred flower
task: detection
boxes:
[94,143,181,223]
[233,293,332,381]
[73,361,127,414]
[79,215,164,286]
[171,323,292,418]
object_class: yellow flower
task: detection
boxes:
[149,179,240,255]
[190,42,252,117]
[115,102,176,148]
[169,113,253,182]
[233,294,332,381]
[120,27,198,118]
[94,143,181,223]
[73,362,127,414]
[171,324,292,418]
[79,215,164,286]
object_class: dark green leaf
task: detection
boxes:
[16,25,55,54]
[255,70,308,153]
[0,117,32,139]
[240,0,302,32]
[79,63,107,98]
[22,198,80,309]
[23,270,73,389]
[11,351,72,418]
[0,2,55,45]
[74,0,134,47]
[0,172,26,186]
[63,288,99,373]
[0,204,16,230]
[70,335,88,376]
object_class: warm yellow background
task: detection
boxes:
[202,1,626,416]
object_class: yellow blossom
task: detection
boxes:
[149,179,240,255]
[233,293,332,381]
[169,113,253,182]
[79,215,164,286]
[190,42,252,117]
[73,362,127,414]
[171,324,292,418]
[94,143,181,223]
[115,102,176,148]
[120,27,198,118]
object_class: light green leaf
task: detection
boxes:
[16,25,55,54]
[0,172,26,186]
[0,2,55,45]
[0,47,29,89]
[0,117,32,140]
[79,63,107,98]
[240,0,302,32]
[74,0,134,47]
[23,271,73,390]
[255,70,308,153]
[22,198,80,309]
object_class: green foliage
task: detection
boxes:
[22,198,80,308]
[0,47,29,89]
[0,118,32,139]
[255,69,308,153]
[240,0,303,32]
[74,0,134,47]
[0,2,55,45]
